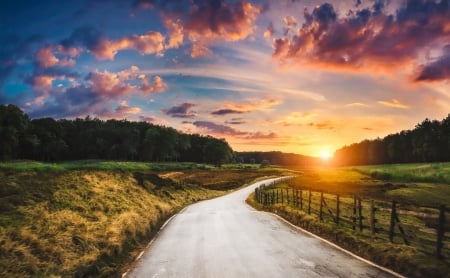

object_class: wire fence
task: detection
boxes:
[254,178,450,259]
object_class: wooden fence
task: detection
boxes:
[254,178,449,259]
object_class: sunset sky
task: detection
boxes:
[1,0,449,157]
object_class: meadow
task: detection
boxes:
[0,160,284,277]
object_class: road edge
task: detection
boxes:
[258,209,406,278]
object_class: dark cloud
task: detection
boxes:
[60,26,102,51]
[163,103,196,118]
[193,120,246,136]
[211,108,246,115]
[308,121,335,130]
[415,47,450,81]
[193,120,277,139]
[225,118,246,125]
[272,0,450,81]
[0,34,41,87]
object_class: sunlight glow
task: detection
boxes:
[320,150,332,160]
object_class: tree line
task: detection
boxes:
[0,104,233,166]
[334,115,450,166]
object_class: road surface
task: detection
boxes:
[126,177,397,278]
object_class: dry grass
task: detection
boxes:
[0,166,279,277]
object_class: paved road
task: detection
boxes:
[126,178,397,278]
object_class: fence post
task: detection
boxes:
[300,189,303,210]
[319,192,324,221]
[436,205,446,259]
[276,189,279,203]
[308,189,312,214]
[281,188,284,203]
[352,195,357,230]
[358,198,363,232]
[336,195,340,225]
[389,201,397,242]
[286,188,290,204]
[370,200,376,237]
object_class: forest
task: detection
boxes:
[0,104,233,166]
[334,114,450,166]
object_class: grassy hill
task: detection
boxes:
[0,161,284,277]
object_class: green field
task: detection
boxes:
[0,160,285,277]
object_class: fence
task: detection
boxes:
[254,178,450,259]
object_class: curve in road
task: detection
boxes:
[126,177,400,278]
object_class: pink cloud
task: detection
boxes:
[87,66,168,97]
[35,45,81,68]
[378,99,409,109]
[91,31,165,60]
[272,1,450,79]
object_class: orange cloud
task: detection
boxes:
[190,43,211,58]
[378,99,409,109]
[35,45,80,68]
[92,31,165,60]
[87,66,168,97]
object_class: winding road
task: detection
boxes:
[126,177,399,278]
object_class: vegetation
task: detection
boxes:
[248,163,450,277]
[0,162,282,277]
[235,151,319,166]
[0,104,233,166]
[334,115,450,165]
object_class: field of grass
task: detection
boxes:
[0,161,284,277]
[249,162,450,277]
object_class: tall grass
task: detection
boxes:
[0,165,281,277]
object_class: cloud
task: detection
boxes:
[283,16,297,27]
[140,75,168,94]
[220,98,281,113]
[163,103,196,118]
[415,46,450,82]
[225,118,246,125]
[190,43,212,58]
[193,120,277,139]
[92,31,165,60]
[86,66,167,97]
[264,22,275,38]
[211,109,246,115]
[159,0,261,56]
[346,102,370,107]
[193,120,246,136]
[308,121,335,130]
[35,45,81,68]
[378,99,409,109]
[272,1,450,80]
[99,101,142,118]
[276,112,318,126]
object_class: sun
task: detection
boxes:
[320,150,332,160]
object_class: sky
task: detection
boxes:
[1,0,449,157]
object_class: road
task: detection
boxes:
[126,177,398,278]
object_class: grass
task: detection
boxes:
[0,161,285,277]
[248,162,450,278]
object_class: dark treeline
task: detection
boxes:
[235,151,319,166]
[334,114,450,166]
[0,104,233,165]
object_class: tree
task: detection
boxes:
[203,138,233,167]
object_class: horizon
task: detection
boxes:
[1,0,449,157]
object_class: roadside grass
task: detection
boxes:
[247,193,450,278]
[248,162,450,277]
[0,162,282,277]
[352,162,450,185]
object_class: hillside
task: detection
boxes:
[0,163,283,277]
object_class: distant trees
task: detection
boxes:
[0,104,233,165]
[334,115,450,166]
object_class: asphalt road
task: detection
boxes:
[126,177,397,278]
